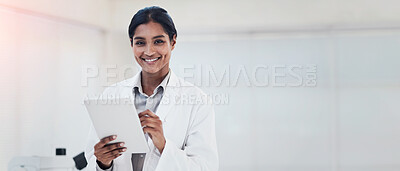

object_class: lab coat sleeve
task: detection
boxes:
[155,100,219,171]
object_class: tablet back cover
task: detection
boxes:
[85,99,149,153]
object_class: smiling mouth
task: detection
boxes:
[141,57,161,62]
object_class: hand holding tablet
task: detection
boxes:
[84,99,150,154]
[93,135,126,169]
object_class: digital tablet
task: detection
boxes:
[84,99,149,153]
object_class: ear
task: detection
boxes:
[130,38,133,47]
[170,34,177,51]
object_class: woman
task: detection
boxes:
[85,6,218,171]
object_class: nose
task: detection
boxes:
[144,44,155,56]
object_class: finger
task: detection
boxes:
[140,115,156,123]
[99,149,124,162]
[95,135,117,149]
[98,142,125,154]
[141,117,163,128]
[138,109,158,118]
[104,153,122,161]
[143,127,158,135]
[140,114,160,123]
[144,110,158,118]
[104,147,127,159]
[141,119,161,128]
[138,110,150,118]
[105,153,122,161]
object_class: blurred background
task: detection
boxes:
[1,0,400,170]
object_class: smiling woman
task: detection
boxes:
[85,6,219,171]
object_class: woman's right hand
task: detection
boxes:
[94,135,127,169]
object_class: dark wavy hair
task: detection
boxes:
[128,6,177,46]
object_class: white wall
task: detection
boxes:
[0,0,137,168]
[170,30,400,170]
[0,7,19,171]
[0,5,130,170]
[110,0,400,34]
[0,0,111,29]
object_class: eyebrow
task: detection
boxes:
[153,35,165,39]
[133,35,165,40]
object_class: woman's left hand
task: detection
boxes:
[139,109,166,154]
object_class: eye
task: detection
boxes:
[154,39,165,44]
[135,41,145,46]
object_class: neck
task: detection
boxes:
[141,67,169,96]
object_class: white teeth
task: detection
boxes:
[145,58,159,62]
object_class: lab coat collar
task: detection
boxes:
[127,69,180,122]
[132,70,171,97]
[129,69,180,88]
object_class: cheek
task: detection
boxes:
[156,46,171,57]
[133,47,143,57]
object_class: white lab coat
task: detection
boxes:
[85,71,219,171]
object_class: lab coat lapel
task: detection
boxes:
[155,71,180,123]
[116,72,139,105]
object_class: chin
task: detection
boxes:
[141,67,161,74]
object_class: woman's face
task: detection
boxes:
[131,21,176,75]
